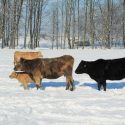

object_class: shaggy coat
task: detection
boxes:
[75,58,125,91]
[14,55,74,90]
[14,51,43,65]
[9,71,33,89]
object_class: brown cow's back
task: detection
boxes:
[40,55,74,79]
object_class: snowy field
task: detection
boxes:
[0,49,125,125]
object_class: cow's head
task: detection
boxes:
[9,71,17,79]
[14,58,26,72]
[75,60,87,74]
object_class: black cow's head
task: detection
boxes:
[75,60,88,74]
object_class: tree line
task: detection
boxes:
[0,0,125,49]
[0,0,47,49]
[50,0,125,49]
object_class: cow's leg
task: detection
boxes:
[102,82,106,91]
[40,78,44,90]
[97,83,101,91]
[34,76,41,90]
[100,80,106,91]
[23,83,28,90]
[66,76,74,91]
[65,83,69,90]
[32,72,42,90]
[97,79,106,91]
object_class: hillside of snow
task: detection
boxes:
[0,49,125,125]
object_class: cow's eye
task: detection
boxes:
[84,65,86,68]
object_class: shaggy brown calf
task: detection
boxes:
[14,55,74,91]
[9,71,33,89]
[14,51,43,65]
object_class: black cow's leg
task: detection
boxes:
[102,82,106,91]
[97,83,101,91]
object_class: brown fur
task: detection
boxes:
[14,55,74,90]
[14,51,43,65]
[9,71,33,89]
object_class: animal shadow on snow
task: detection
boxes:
[83,82,125,90]
[27,80,79,90]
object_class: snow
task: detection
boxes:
[0,49,125,125]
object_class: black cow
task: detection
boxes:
[75,58,125,91]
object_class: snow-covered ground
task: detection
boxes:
[0,49,125,125]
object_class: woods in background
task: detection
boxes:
[0,0,47,49]
[0,0,125,49]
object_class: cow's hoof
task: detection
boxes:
[70,87,73,91]
[36,85,41,90]
[24,87,29,90]
[65,85,70,90]
[65,87,69,90]
[40,87,45,90]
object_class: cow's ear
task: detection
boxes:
[81,60,84,64]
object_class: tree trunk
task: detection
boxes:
[24,0,28,48]
[89,0,95,48]
[123,0,125,47]
[83,0,88,49]
[107,0,111,49]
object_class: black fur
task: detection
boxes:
[75,58,125,91]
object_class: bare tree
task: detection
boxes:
[51,7,56,49]
[83,0,88,49]
[60,0,64,49]
[123,0,125,47]
[9,0,23,49]
[1,0,6,48]
[77,0,80,49]
[89,0,95,48]
[106,0,111,48]
[24,0,28,48]
[56,0,59,49]
[65,0,72,49]
[72,0,76,49]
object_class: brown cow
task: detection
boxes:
[14,55,74,91]
[9,71,33,89]
[14,51,43,65]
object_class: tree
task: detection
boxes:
[51,7,56,49]
[123,0,125,47]
[106,0,111,48]
[9,0,23,49]
[83,0,88,49]
[89,0,95,48]
[26,0,47,49]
